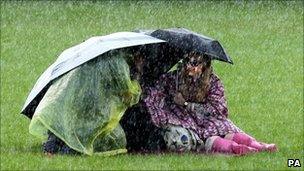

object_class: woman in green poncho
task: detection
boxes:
[29,49,141,155]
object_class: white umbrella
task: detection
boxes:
[21,32,165,116]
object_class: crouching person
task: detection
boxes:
[29,51,141,155]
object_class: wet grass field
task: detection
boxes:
[1,1,303,170]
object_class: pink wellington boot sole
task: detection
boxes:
[260,143,277,152]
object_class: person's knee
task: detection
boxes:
[224,133,253,146]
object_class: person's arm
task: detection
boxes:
[143,73,174,126]
[159,72,185,106]
[187,74,229,118]
[144,72,176,107]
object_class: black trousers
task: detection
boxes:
[120,103,166,153]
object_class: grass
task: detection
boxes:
[1,1,303,170]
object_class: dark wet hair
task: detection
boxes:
[181,51,211,67]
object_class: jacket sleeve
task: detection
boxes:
[157,72,178,102]
[189,73,229,118]
[143,73,175,127]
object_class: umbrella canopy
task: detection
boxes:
[21,32,165,118]
[22,29,234,118]
[135,28,233,64]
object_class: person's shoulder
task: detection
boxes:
[209,71,225,88]
[210,72,221,82]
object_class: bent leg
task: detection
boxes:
[225,133,277,152]
[43,131,78,155]
[205,136,257,155]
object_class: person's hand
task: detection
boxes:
[173,92,186,106]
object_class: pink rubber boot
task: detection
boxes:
[225,133,277,152]
[205,136,257,155]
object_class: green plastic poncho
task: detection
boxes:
[29,50,141,155]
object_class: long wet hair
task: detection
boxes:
[177,52,212,102]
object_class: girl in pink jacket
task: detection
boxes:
[144,52,277,155]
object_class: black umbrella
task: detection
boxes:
[135,28,233,64]
[135,41,185,87]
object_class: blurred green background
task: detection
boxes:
[1,1,303,170]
